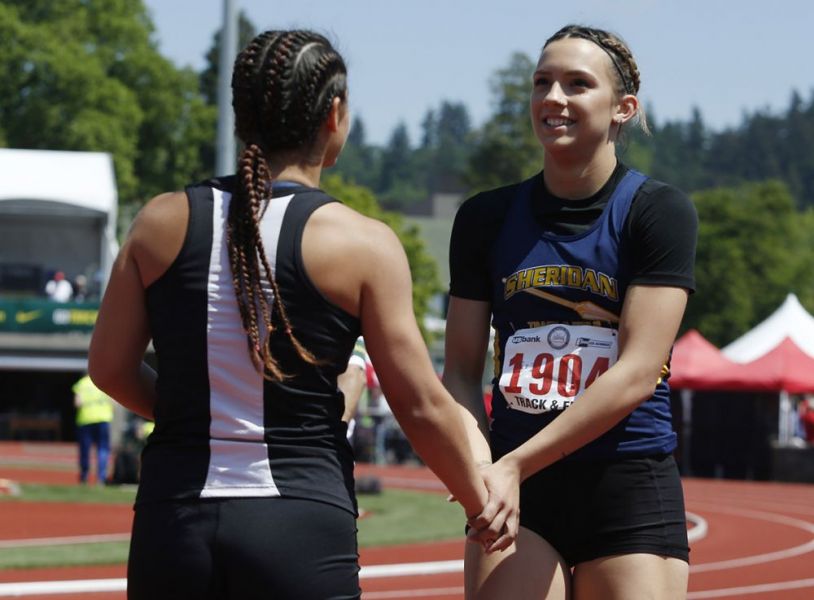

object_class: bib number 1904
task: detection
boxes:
[498,324,617,414]
[503,352,609,397]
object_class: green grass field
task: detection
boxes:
[0,484,464,570]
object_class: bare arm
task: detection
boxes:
[444,296,524,550]
[356,222,488,518]
[88,192,186,419]
[337,363,366,423]
[300,202,491,522]
[442,296,493,466]
[88,235,156,419]
[492,285,688,479]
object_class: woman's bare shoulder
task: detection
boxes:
[127,191,189,286]
[308,201,403,258]
[129,191,188,240]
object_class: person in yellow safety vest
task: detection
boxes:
[140,419,155,440]
[73,374,114,484]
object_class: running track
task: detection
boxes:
[1,443,813,599]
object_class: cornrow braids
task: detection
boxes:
[226,30,347,380]
[544,24,650,135]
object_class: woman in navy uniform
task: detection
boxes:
[444,24,697,599]
[90,30,497,600]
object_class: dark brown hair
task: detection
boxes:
[544,24,650,135]
[229,30,347,379]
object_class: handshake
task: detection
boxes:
[450,458,520,554]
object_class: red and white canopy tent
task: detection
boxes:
[670,294,814,448]
[721,293,814,443]
[670,329,764,391]
[669,329,763,471]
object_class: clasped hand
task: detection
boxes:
[462,458,521,553]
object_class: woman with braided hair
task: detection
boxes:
[444,24,697,599]
[89,29,499,599]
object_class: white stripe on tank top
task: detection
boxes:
[200,188,294,498]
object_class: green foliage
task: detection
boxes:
[645,91,814,208]
[685,180,814,345]
[422,101,473,192]
[334,102,475,212]
[464,52,544,193]
[334,116,382,191]
[199,10,257,105]
[321,174,442,337]
[0,0,215,215]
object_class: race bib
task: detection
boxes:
[498,324,618,414]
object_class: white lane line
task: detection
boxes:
[687,495,814,517]
[688,502,814,573]
[692,538,814,573]
[6,577,814,600]
[0,510,706,549]
[361,560,462,579]
[0,560,464,596]
[686,511,708,544]
[3,570,814,598]
[0,533,130,549]
[0,502,807,597]
[364,586,464,599]
[0,578,126,596]
[687,577,814,598]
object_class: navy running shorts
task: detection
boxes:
[513,453,690,566]
[127,496,360,599]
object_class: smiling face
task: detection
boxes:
[530,37,631,162]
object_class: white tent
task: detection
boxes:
[0,148,119,283]
[722,294,814,362]
[0,148,119,371]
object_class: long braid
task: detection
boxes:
[544,25,650,135]
[228,143,287,379]
[228,29,347,381]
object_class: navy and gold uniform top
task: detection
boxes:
[139,177,360,514]
[450,163,697,460]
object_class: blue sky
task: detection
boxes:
[144,0,814,146]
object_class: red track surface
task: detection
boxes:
[1,442,814,599]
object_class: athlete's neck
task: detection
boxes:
[269,164,322,189]
[542,149,618,200]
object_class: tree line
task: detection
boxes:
[2,1,813,345]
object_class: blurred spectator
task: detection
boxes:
[338,337,369,441]
[799,396,814,444]
[483,383,494,421]
[73,274,88,302]
[111,415,154,485]
[45,271,73,302]
[73,373,114,484]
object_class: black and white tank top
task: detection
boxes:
[138,177,361,515]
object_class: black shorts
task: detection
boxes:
[128,497,360,600]
[516,453,689,566]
